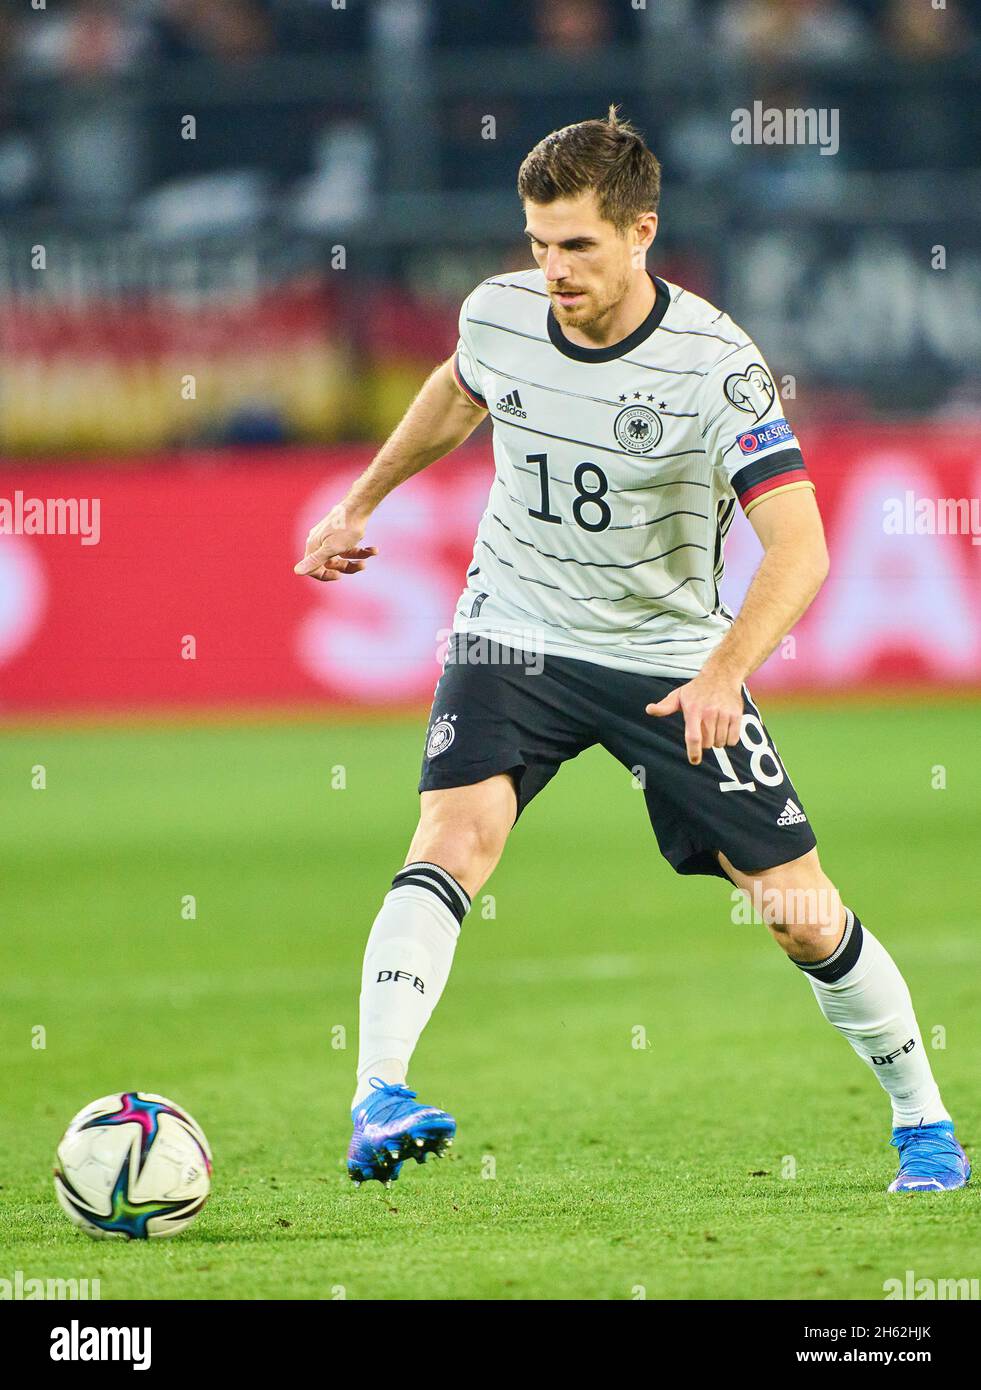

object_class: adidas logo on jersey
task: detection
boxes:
[777,798,807,826]
[495,389,527,419]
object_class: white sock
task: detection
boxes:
[352,862,470,1109]
[795,911,950,1129]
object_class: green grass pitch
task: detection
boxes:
[1,700,978,1300]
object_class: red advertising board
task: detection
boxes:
[1,428,979,716]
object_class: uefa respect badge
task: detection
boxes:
[736,418,796,457]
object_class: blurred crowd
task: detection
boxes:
[1,0,975,70]
[0,0,977,455]
[0,0,976,222]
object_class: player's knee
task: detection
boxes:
[732,851,844,950]
[767,876,844,953]
[768,913,841,956]
[424,813,498,863]
[407,783,514,895]
[408,818,502,895]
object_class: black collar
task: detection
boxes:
[546,274,671,363]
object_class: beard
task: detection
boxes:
[550,267,632,332]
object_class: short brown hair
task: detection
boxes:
[517,106,661,231]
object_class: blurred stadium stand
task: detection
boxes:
[0,0,979,455]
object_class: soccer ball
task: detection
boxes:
[53,1091,213,1240]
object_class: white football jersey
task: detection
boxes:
[451,268,813,678]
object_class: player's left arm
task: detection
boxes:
[647,488,829,765]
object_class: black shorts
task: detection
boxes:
[418,635,816,880]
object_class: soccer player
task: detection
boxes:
[295,110,968,1195]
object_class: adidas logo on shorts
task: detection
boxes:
[495,389,527,419]
[777,798,807,826]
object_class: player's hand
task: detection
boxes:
[293,506,377,582]
[645,672,744,766]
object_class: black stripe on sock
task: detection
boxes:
[407,862,472,917]
[391,872,467,924]
[794,912,864,984]
[391,862,471,925]
[392,874,458,914]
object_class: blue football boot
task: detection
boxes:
[347,1078,455,1186]
[889,1120,970,1193]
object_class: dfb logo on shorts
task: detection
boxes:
[426,716,456,758]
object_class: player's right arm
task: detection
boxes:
[294,356,487,581]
